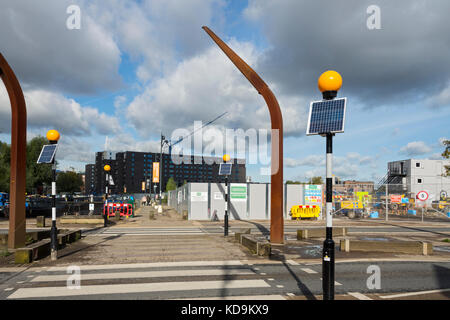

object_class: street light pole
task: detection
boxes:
[104,165,111,227]
[222,154,231,236]
[323,132,335,300]
[46,130,60,261]
[224,175,229,236]
[309,70,345,301]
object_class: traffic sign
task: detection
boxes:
[416,191,429,201]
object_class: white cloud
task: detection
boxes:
[285,155,325,168]
[399,141,432,156]
[244,0,450,108]
[0,86,121,136]
[126,40,309,138]
[425,83,450,108]
[439,137,448,146]
[428,153,443,160]
[0,0,122,94]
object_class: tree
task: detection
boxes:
[442,139,450,176]
[0,136,52,194]
[286,180,304,184]
[311,176,324,184]
[165,177,177,192]
[26,136,52,194]
[0,141,10,192]
[57,171,83,193]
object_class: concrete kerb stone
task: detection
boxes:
[15,239,51,264]
[36,216,46,227]
[15,229,82,264]
[234,228,251,242]
[240,234,271,256]
[297,227,346,239]
[60,215,104,224]
[339,239,433,255]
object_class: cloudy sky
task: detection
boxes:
[0,0,449,182]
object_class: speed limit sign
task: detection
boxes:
[416,191,429,201]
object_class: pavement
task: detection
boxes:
[0,204,449,300]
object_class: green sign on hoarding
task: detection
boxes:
[230,184,247,201]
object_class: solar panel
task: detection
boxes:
[306,98,347,135]
[219,163,232,176]
[37,144,57,164]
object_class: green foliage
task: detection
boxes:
[442,139,450,176]
[311,176,324,184]
[286,180,304,184]
[26,136,52,193]
[286,177,323,185]
[0,136,53,193]
[56,171,83,193]
[0,141,10,192]
[165,177,177,192]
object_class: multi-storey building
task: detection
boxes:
[385,159,450,199]
[85,151,246,195]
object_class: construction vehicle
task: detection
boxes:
[335,200,368,219]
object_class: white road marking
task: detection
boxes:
[4,288,14,291]
[7,280,271,299]
[32,269,255,282]
[379,288,450,299]
[268,278,274,281]
[286,293,295,297]
[286,260,299,266]
[348,292,372,300]
[47,260,244,272]
[301,268,318,274]
[16,281,24,284]
[276,285,284,288]
[260,273,267,275]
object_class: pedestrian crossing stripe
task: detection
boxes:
[32,269,256,282]
[8,280,271,299]
[46,260,245,272]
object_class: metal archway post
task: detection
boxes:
[0,53,27,249]
[202,27,284,243]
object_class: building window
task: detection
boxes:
[417,178,422,184]
[416,162,421,168]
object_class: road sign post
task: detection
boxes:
[306,70,346,300]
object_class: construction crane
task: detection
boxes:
[166,111,228,156]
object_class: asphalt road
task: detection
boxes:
[1,260,449,300]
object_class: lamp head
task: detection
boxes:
[318,70,342,99]
[223,154,231,162]
[104,164,111,172]
[46,130,60,143]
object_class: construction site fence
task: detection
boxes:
[167,182,450,222]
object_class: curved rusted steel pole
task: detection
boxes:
[202,26,284,243]
[0,53,27,249]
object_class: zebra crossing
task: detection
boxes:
[84,227,206,236]
[3,260,326,300]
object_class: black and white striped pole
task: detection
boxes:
[305,70,345,300]
[222,154,231,236]
[46,130,60,261]
[104,164,111,227]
